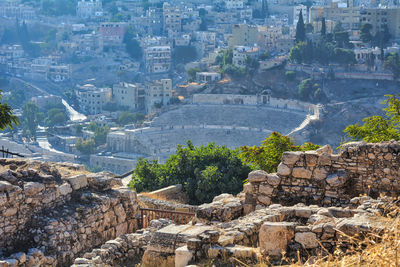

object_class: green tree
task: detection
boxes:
[344,94,400,142]
[118,111,145,125]
[321,17,326,35]
[295,9,306,43]
[129,141,251,204]
[21,102,43,140]
[332,48,356,65]
[75,138,96,154]
[93,126,110,146]
[123,26,143,60]
[238,132,320,173]
[172,46,197,64]
[384,52,400,78]
[45,108,67,127]
[360,23,373,44]
[187,67,201,81]
[0,92,19,130]
[298,78,315,100]
[289,41,307,63]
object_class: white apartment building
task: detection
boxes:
[225,0,245,9]
[233,46,259,67]
[293,5,307,25]
[145,79,172,114]
[76,0,103,19]
[76,84,111,115]
[144,46,171,73]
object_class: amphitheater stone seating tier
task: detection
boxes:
[151,105,307,134]
[107,104,308,161]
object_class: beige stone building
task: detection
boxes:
[230,24,258,48]
[112,82,145,110]
[309,5,361,30]
[76,84,111,115]
[145,79,172,114]
[163,2,181,36]
[144,46,171,74]
[360,8,400,39]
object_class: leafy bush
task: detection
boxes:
[285,71,296,81]
[344,94,400,143]
[129,141,251,204]
[238,132,320,173]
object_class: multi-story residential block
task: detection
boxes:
[225,0,245,9]
[232,46,259,67]
[360,8,400,39]
[230,24,258,47]
[163,3,181,36]
[147,6,163,36]
[76,0,103,19]
[196,72,221,83]
[310,4,361,30]
[144,46,171,74]
[145,79,172,114]
[0,0,36,20]
[71,32,103,57]
[293,5,307,25]
[0,45,24,61]
[193,31,216,57]
[112,82,144,110]
[99,22,126,47]
[47,65,70,82]
[76,84,111,115]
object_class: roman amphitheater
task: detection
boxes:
[107,94,320,160]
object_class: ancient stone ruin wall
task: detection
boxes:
[0,159,139,266]
[244,141,400,211]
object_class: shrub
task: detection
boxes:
[285,71,296,81]
[128,141,251,204]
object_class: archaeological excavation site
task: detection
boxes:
[1,140,400,267]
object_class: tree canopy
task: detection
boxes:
[344,94,400,143]
[295,9,306,43]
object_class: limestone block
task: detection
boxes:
[259,184,274,196]
[3,259,18,267]
[142,250,175,267]
[175,246,193,267]
[313,167,328,180]
[317,152,331,166]
[295,232,318,248]
[259,222,296,257]
[305,151,319,166]
[227,245,258,260]
[3,207,17,217]
[277,163,291,176]
[23,182,45,196]
[213,193,233,202]
[258,195,271,206]
[113,187,137,201]
[65,175,88,190]
[292,168,312,179]
[248,170,267,183]
[0,193,7,206]
[114,204,126,224]
[295,208,312,218]
[316,145,332,155]
[267,174,281,186]
[57,183,73,196]
[326,171,347,187]
[281,151,303,165]
[218,235,235,246]
[0,181,16,192]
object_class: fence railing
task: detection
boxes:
[139,207,195,229]
[0,146,24,158]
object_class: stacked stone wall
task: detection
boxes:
[245,141,400,211]
[0,159,139,266]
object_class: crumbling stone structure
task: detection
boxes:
[244,141,400,212]
[0,159,138,266]
[2,141,400,267]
